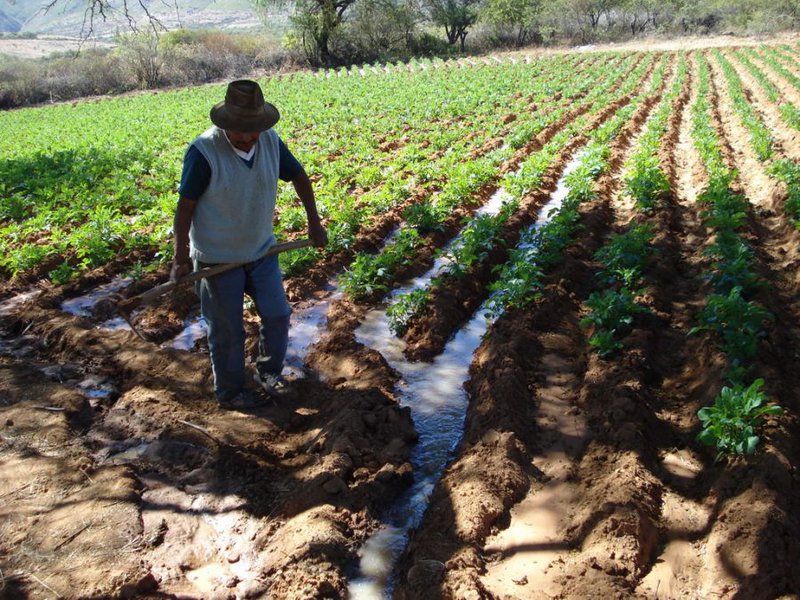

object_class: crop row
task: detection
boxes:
[0,52,621,283]
[688,53,782,459]
[339,53,647,303]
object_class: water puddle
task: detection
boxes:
[61,276,132,317]
[347,153,583,597]
[167,315,208,351]
[285,286,341,379]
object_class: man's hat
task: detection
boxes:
[210,79,280,132]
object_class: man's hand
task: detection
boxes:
[170,260,191,283]
[309,221,328,248]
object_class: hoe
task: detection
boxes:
[116,238,313,341]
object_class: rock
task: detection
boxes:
[238,580,267,599]
[5,419,13,427]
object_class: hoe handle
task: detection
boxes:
[120,238,313,312]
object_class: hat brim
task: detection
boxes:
[209,101,280,132]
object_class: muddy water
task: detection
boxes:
[348,155,584,598]
[60,276,132,316]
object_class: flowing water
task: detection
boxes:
[60,276,132,316]
[347,154,583,598]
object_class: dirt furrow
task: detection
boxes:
[705,53,800,290]
[706,51,783,210]
[608,56,679,222]
[674,53,708,208]
[0,305,420,598]
[724,50,800,161]
[307,56,651,386]
[635,50,800,599]
[392,63,669,599]
[747,48,800,110]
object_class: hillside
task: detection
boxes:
[0,8,21,32]
[0,0,284,38]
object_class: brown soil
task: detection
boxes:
[3,44,800,600]
[392,49,800,600]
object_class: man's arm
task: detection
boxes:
[170,196,197,282]
[291,168,328,248]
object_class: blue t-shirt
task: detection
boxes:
[179,138,303,201]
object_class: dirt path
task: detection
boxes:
[0,273,416,598]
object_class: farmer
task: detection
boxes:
[171,79,327,409]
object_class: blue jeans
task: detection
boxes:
[196,254,291,402]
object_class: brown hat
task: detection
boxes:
[210,80,280,132]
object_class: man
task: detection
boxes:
[171,79,327,409]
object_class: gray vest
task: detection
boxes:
[188,126,279,263]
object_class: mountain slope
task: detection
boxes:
[0,0,275,37]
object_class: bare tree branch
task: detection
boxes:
[41,0,168,41]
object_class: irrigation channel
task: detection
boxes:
[347,153,584,597]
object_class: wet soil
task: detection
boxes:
[3,44,800,600]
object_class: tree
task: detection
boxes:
[426,0,480,51]
[480,0,541,46]
[621,0,662,35]
[254,0,357,66]
[345,0,423,61]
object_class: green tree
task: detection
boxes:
[621,0,664,35]
[426,0,481,51]
[255,0,357,65]
[480,0,540,46]
[345,0,423,61]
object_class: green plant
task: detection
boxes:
[690,286,772,375]
[404,201,448,234]
[704,232,760,293]
[697,378,782,460]
[341,228,421,301]
[595,223,654,288]
[580,288,648,358]
[49,261,74,285]
[387,288,430,335]
[445,213,505,278]
[625,155,670,213]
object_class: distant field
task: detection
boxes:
[0,37,115,58]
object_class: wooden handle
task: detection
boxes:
[120,239,314,311]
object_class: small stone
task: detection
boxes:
[226,552,240,564]
[5,419,13,427]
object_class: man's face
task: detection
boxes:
[225,130,260,152]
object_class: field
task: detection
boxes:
[1,41,800,599]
